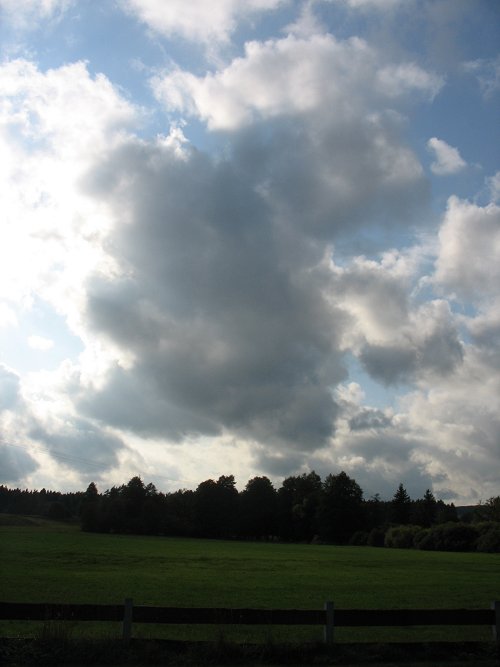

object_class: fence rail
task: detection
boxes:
[1,600,498,644]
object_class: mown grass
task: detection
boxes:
[1,517,499,644]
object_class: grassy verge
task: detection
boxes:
[1,518,499,644]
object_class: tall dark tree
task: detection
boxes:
[318,471,364,543]
[240,476,277,539]
[195,475,239,538]
[277,471,322,541]
[475,496,500,522]
[364,493,388,529]
[391,483,412,525]
[163,489,196,536]
[80,482,100,532]
[435,499,458,524]
[411,489,437,527]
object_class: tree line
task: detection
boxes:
[1,472,499,551]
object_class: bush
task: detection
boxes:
[474,521,499,536]
[414,528,432,550]
[349,530,368,546]
[384,525,421,549]
[367,527,386,547]
[414,522,479,552]
[476,526,500,553]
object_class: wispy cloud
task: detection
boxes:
[427,137,466,176]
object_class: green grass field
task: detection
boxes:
[1,516,499,645]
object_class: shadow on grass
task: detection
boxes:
[0,637,498,666]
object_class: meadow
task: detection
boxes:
[1,516,499,645]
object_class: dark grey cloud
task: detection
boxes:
[80,138,348,453]
[0,365,20,412]
[468,315,500,369]
[28,417,124,474]
[231,115,428,249]
[359,343,416,384]
[359,309,463,385]
[308,448,436,501]
[0,443,38,483]
[349,407,393,431]
[418,323,464,374]
[251,448,309,478]
[348,431,419,465]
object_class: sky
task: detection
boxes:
[0,0,499,503]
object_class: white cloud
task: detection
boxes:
[0,303,17,328]
[154,34,443,130]
[332,252,463,385]
[27,335,54,351]
[0,0,71,29]
[376,63,443,100]
[487,171,500,203]
[120,0,285,44]
[427,137,466,176]
[401,344,500,502]
[434,196,500,300]
[0,59,137,327]
[464,55,500,98]
[338,0,403,8]
[0,59,141,484]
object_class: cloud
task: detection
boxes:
[335,0,403,9]
[434,196,500,300]
[0,443,39,483]
[73,30,443,464]
[79,136,346,455]
[0,59,139,484]
[28,416,124,474]
[153,33,432,248]
[376,64,443,100]
[27,335,54,351]
[358,304,464,385]
[399,346,500,502]
[348,407,393,431]
[153,34,443,130]
[464,55,500,98]
[488,172,500,203]
[0,0,72,30]
[0,365,20,412]
[119,0,285,44]
[0,59,137,325]
[427,137,466,175]
[330,248,464,385]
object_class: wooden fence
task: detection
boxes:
[1,600,499,645]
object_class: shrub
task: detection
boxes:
[415,522,479,552]
[349,530,368,546]
[414,528,432,550]
[474,521,499,536]
[476,526,500,553]
[367,527,386,547]
[384,525,421,549]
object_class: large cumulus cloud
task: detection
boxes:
[74,31,444,466]
[153,33,434,245]
[79,136,346,453]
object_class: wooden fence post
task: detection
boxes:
[123,598,133,644]
[324,601,334,645]
[492,601,500,643]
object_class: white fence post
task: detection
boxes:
[492,601,500,643]
[123,598,133,643]
[324,601,334,645]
